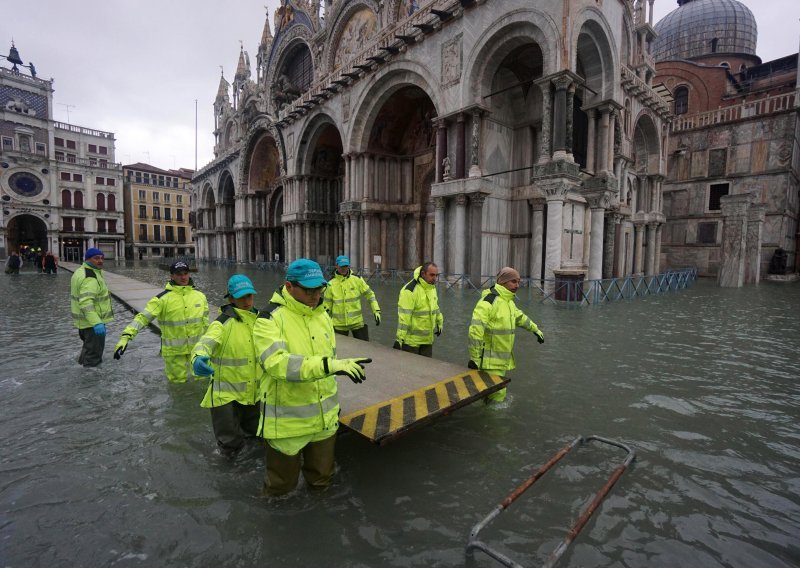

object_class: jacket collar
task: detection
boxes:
[493,283,515,300]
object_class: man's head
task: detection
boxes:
[285,258,327,308]
[170,260,191,286]
[496,267,521,293]
[420,262,439,285]
[226,274,257,310]
[85,248,104,268]
[335,255,350,275]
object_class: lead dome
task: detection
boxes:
[653,0,757,62]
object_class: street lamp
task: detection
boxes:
[1,42,37,77]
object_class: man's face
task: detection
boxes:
[501,278,520,293]
[87,255,104,268]
[421,265,439,285]
[286,281,325,308]
[232,293,254,311]
[172,271,191,286]
[336,265,349,276]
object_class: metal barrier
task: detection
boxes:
[466,436,636,568]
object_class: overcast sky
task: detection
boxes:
[5,0,798,173]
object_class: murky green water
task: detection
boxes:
[2,261,799,567]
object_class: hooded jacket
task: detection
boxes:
[395,266,443,347]
[323,269,380,331]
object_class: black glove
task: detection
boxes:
[330,358,372,384]
[535,329,545,344]
[434,326,442,337]
[467,360,478,369]
[113,335,131,360]
[392,341,402,350]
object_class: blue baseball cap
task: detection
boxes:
[226,274,257,299]
[286,259,327,288]
[335,255,350,267]
[85,247,104,260]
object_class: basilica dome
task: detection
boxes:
[653,0,757,62]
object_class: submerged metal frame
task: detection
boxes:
[466,435,636,568]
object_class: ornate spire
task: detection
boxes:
[215,71,230,103]
[261,9,273,45]
[235,47,251,83]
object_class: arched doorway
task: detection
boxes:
[218,172,236,260]
[7,214,48,260]
[246,132,282,262]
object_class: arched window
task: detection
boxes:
[107,194,116,211]
[720,61,730,69]
[710,38,719,53]
[97,193,106,211]
[61,189,72,209]
[674,86,689,115]
[74,190,84,209]
[285,45,313,93]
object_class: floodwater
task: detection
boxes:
[1,261,799,567]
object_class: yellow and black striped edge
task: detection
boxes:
[340,370,509,445]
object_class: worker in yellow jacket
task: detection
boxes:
[323,255,381,341]
[393,262,443,358]
[468,267,544,403]
[254,259,371,496]
[113,260,208,383]
[70,247,114,367]
[191,275,261,458]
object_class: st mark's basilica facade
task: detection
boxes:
[191,0,671,284]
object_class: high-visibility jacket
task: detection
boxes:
[468,284,541,375]
[323,270,380,331]
[395,266,443,347]
[254,287,339,440]
[119,281,208,356]
[70,263,113,329]
[192,304,261,408]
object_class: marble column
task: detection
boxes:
[597,109,610,174]
[454,194,467,276]
[343,215,350,258]
[380,213,389,269]
[538,81,552,164]
[552,77,570,160]
[585,108,596,174]
[362,213,372,270]
[304,223,311,261]
[718,195,751,287]
[654,224,663,274]
[633,223,644,274]
[436,120,447,183]
[415,214,425,265]
[565,83,575,162]
[645,223,657,275]
[604,212,618,279]
[456,113,466,179]
[433,198,446,271]
[587,201,605,281]
[529,199,545,281]
[398,214,406,270]
[469,109,482,177]
[544,187,566,281]
[608,111,617,172]
[745,203,765,284]
[469,194,485,284]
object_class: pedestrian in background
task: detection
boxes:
[394,262,443,358]
[323,255,381,341]
[468,267,544,403]
[254,258,371,496]
[192,275,262,458]
[113,260,208,383]
[42,251,58,274]
[70,248,113,367]
[5,251,21,274]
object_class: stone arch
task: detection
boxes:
[238,117,286,192]
[6,213,48,255]
[462,8,560,108]
[269,36,315,113]
[324,0,381,73]
[633,112,661,175]
[573,10,618,102]
[296,113,344,176]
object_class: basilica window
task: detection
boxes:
[674,87,689,115]
[708,183,729,211]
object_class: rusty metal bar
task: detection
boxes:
[466,435,636,568]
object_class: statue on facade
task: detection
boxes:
[768,248,788,275]
[442,156,452,181]
[272,73,301,110]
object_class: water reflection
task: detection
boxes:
[1,262,799,566]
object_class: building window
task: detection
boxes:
[153,225,161,241]
[166,226,175,242]
[74,190,84,209]
[88,144,97,153]
[152,247,161,255]
[177,208,184,222]
[178,226,186,242]
[2,136,12,150]
[139,224,148,240]
[164,208,172,221]
[97,193,106,211]
[108,194,116,211]
[106,178,115,187]
[138,190,146,200]
[54,137,64,147]
[66,140,76,150]
[139,205,147,218]
[66,154,77,163]
[697,222,718,244]
[674,86,689,115]
[164,193,171,203]
[97,219,107,233]
[63,217,73,231]
[708,183,729,211]
[99,159,107,168]
[73,173,83,182]
[62,189,72,209]
[153,206,161,220]
[176,195,183,205]
[710,38,719,53]
[108,219,117,233]
[75,217,85,231]
[158,176,165,186]
[152,191,159,202]
[89,158,98,167]
[55,151,64,161]
[60,172,71,181]
[35,142,46,154]
[98,146,108,155]
[135,174,142,183]
[96,176,105,185]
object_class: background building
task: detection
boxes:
[192,0,672,286]
[654,0,800,284]
[122,163,194,260]
[0,43,125,261]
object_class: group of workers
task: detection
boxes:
[69,248,544,496]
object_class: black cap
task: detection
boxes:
[170,261,190,274]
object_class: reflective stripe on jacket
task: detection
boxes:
[323,270,380,331]
[192,304,261,408]
[468,284,540,375]
[254,287,339,440]
[395,266,443,347]
[120,281,208,356]
[70,264,113,329]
